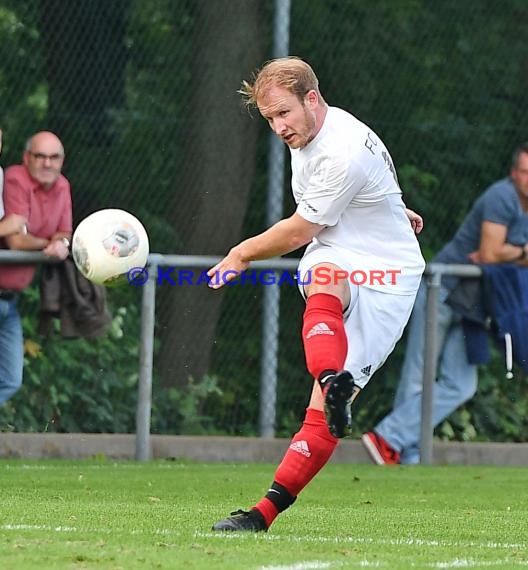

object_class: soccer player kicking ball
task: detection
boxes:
[207,57,425,532]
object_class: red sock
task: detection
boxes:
[302,293,347,379]
[253,408,338,528]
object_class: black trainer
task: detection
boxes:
[212,509,268,532]
[320,371,361,438]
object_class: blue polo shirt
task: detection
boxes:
[435,177,528,291]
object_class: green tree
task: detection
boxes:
[156,0,268,388]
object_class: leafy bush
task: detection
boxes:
[0,285,141,433]
[3,283,527,444]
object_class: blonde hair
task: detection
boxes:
[240,56,321,108]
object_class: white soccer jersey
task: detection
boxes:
[292,107,425,295]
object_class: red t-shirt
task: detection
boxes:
[0,164,72,291]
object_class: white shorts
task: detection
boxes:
[298,247,418,388]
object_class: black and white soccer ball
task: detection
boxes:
[72,209,149,286]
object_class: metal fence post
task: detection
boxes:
[419,269,442,465]
[260,282,280,437]
[135,256,158,461]
[260,0,291,438]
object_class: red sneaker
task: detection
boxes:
[361,432,401,465]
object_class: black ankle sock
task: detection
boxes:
[317,369,336,389]
[264,481,297,513]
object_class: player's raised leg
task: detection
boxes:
[302,263,361,438]
[212,264,360,532]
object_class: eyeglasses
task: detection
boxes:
[28,151,64,161]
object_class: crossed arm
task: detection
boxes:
[469,221,528,266]
[6,229,71,260]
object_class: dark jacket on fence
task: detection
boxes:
[446,264,528,374]
[39,257,112,339]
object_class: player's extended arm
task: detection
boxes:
[207,212,322,289]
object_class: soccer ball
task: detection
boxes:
[72,209,149,286]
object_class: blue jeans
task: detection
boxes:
[374,280,478,464]
[0,297,24,405]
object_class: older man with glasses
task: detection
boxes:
[0,131,72,405]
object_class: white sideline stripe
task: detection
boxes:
[257,562,334,570]
[5,525,528,563]
[258,559,528,569]
[2,463,185,471]
[4,527,528,568]
[1,524,173,536]
[431,560,528,568]
[257,559,528,569]
[4,525,528,551]
[199,531,528,551]
[3,524,78,533]
[257,560,383,570]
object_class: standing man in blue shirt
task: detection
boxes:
[363,142,528,465]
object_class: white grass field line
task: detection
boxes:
[202,532,528,552]
[2,462,187,471]
[430,562,528,568]
[4,524,527,554]
[1,523,172,536]
[257,562,385,569]
[256,561,528,569]
[3,526,528,568]
[4,524,528,568]
[257,563,336,570]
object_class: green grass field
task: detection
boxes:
[1,459,527,569]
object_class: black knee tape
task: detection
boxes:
[265,481,297,512]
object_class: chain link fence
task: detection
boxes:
[1,0,527,441]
